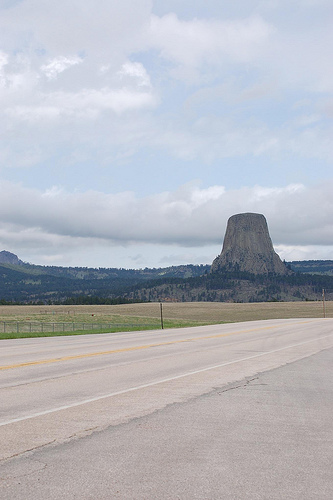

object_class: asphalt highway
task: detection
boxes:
[1,318,332,498]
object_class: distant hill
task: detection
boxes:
[0,250,332,304]
[123,270,333,304]
[288,260,333,276]
[0,252,210,303]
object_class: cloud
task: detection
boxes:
[0,50,8,86]
[0,1,156,123]
[148,13,274,81]
[6,87,157,122]
[275,244,333,262]
[0,2,332,171]
[117,62,152,88]
[41,56,83,80]
[0,181,332,248]
[0,0,152,57]
[147,6,333,95]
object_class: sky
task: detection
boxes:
[0,0,332,269]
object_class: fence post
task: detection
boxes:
[160,302,164,330]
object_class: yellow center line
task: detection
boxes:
[0,321,312,371]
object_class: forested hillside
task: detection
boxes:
[124,270,333,304]
[288,260,333,275]
[0,261,210,303]
[1,254,332,304]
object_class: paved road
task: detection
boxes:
[1,318,332,498]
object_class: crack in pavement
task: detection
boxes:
[0,440,57,467]
[216,376,259,394]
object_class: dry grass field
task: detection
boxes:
[123,300,331,323]
[0,300,331,325]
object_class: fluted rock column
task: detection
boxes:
[211,213,290,275]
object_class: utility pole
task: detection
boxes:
[160,302,164,329]
[322,289,326,318]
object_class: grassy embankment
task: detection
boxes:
[0,300,331,340]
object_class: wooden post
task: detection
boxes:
[322,289,326,318]
[160,302,164,330]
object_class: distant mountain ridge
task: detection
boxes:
[0,250,211,303]
[288,260,333,276]
[1,249,332,276]
[0,249,332,304]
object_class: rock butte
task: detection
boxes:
[0,250,23,266]
[211,213,290,275]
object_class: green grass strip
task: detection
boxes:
[0,319,212,340]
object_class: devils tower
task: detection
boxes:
[211,213,290,275]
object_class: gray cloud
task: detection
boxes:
[0,181,332,247]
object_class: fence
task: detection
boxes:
[0,321,161,335]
